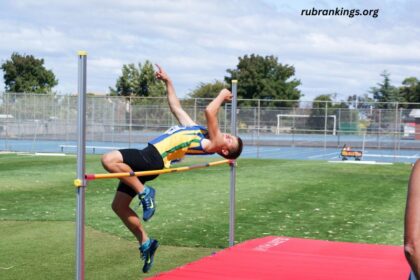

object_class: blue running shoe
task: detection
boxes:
[139,186,156,221]
[140,239,159,273]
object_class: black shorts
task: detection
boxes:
[117,144,164,198]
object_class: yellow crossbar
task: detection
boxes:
[83,159,233,183]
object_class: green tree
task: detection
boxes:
[109,60,165,97]
[139,61,165,97]
[346,94,374,109]
[399,77,420,108]
[187,80,227,99]
[370,71,400,108]
[1,52,58,93]
[225,54,301,107]
[109,60,167,129]
[308,95,332,131]
[307,94,349,133]
[184,80,228,123]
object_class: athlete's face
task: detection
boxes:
[222,133,238,151]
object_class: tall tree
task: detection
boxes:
[370,71,400,108]
[346,94,374,109]
[139,61,165,97]
[188,80,227,99]
[399,77,420,108]
[1,52,58,93]
[225,54,301,107]
[307,94,351,133]
[109,60,165,97]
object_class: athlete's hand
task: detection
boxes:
[155,64,170,82]
[219,89,232,102]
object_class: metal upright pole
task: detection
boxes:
[76,51,87,280]
[324,102,328,151]
[257,99,260,158]
[394,102,399,162]
[229,80,238,247]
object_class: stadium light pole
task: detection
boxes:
[229,80,238,247]
[76,51,87,280]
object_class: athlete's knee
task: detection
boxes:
[111,199,120,214]
[101,151,121,171]
[101,153,112,168]
[111,199,127,215]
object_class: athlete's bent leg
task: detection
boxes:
[112,191,149,243]
[101,150,146,193]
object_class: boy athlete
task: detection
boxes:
[101,65,243,273]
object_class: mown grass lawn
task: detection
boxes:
[0,153,412,279]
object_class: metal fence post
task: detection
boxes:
[194,98,197,122]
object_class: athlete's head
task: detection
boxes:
[218,133,243,160]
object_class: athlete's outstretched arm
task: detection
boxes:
[155,64,196,126]
[405,160,420,279]
[204,89,232,152]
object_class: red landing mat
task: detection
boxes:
[147,236,410,280]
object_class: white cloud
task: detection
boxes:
[0,0,419,100]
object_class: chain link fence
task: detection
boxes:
[1,92,419,156]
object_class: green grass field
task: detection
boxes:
[0,153,413,279]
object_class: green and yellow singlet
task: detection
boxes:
[149,125,213,168]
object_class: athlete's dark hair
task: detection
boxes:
[223,136,243,160]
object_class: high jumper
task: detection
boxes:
[99,64,243,273]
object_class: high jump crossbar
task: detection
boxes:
[75,52,238,280]
[79,159,233,183]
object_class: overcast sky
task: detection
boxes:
[0,0,419,100]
